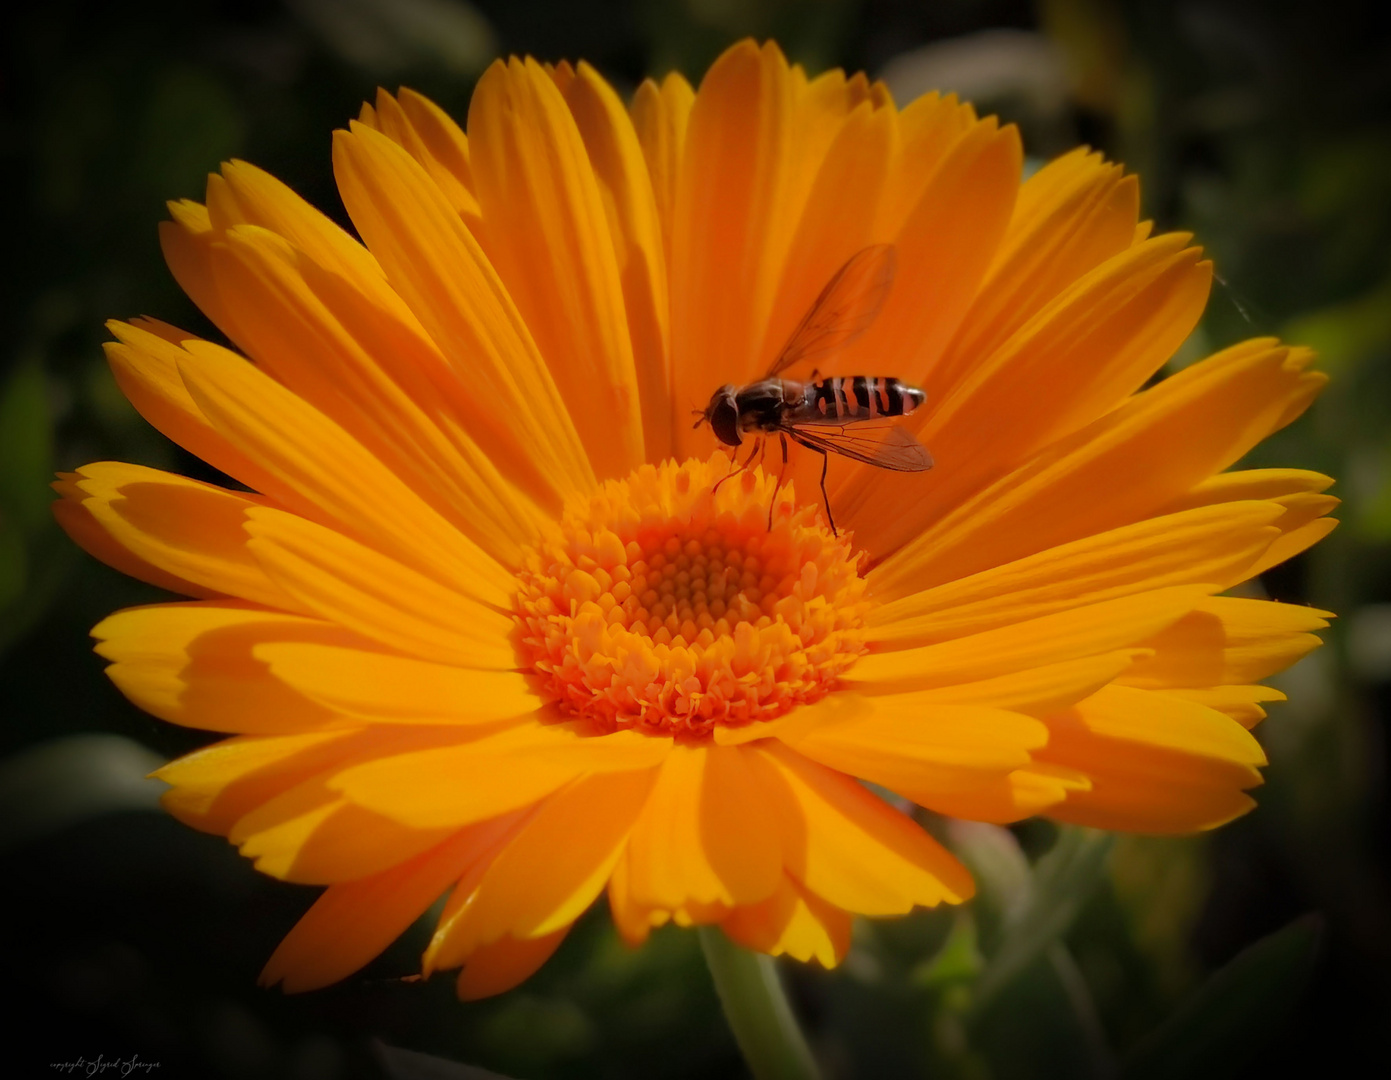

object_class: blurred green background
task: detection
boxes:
[3,0,1389,1077]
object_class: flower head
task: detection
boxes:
[56,40,1334,999]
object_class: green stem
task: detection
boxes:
[698,926,822,1080]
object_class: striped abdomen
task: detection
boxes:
[800,376,926,423]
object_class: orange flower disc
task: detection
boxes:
[516,458,868,733]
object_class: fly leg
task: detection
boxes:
[712,437,762,496]
[767,432,790,531]
[786,433,837,536]
[813,444,836,536]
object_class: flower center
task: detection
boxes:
[514,457,869,735]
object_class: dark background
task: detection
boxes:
[2,0,1389,1077]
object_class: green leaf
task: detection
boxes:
[0,510,25,610]
[472,993,597,1071]
[0,359,55,535]
[943,820,1033,953]
[1282,275,1391,379]
[290,0,497,77]
[915,912,984,991]
[373,1040,520,1080]
[0,735,167,850]
[1120,915,1322,1080]
[0,534,78,657]
[968,944,1113,1080]
[971,827,1115,1011]
[133,67,244,199]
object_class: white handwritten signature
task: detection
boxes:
[49,1055,160,1077]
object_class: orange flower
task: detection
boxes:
[55,40,1334,1000]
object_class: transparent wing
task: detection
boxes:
[784,418,934,472]
[766,244,897,377]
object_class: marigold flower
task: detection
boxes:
[55,40,1334,1000]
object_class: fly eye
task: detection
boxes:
[710,398,740,447]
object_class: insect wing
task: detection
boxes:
[785,418,934,472]
[766,244,897,377]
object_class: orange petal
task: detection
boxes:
[230,781,454,885]
[1037,684,1267,834]
[936,148,1140,392]
[859,650,1148,718]
[253,641,540,724]
[789,119,1018,531]
[844,234,1211,551]
[156,723,495,834]
[1163,466,1334,508]
[758,100,898,377]
[102,321,287,502]
[211,159,386,294]
[259,824,508,993]
[332,121,594,503]
[1160,685,1287,730]
[670,41,796,457]
[52,481,217,600]
[56,462,297,609]
[1159,468,1339,578]
[878,340,1326,588]
[329,724,670,828]
[396,86,478,194]
[845,585,1209,693]
[779,110,1019,508]
[776,695,1050,824]
[1072,683,1265,767]
[424,810,545,972]
[752,742,973,916]
[469,58,646,479]
[564,62,674,461]
[869,500,1283,636]
[783,67,870,242]
[913,763,1092,825]
[623,743,782,909]
[206,223,546,565]
[433,769,659,951]
[456,927,571,1000]
[94,602,358,734]
[605,846,666,946]
[244,506,517,668]
[156,728,361,834]
[630,72,695,261]
[174,337,514,604]
[1120,596,1332,688]
[159,201,237,338]
[876,91,978,234]
[170,165,554,550]
[778,691,1043,769]
[1050,782,1257,835]
[366,88,481,220]
[721,876,851,967]
[858,118,1022,386]
[1253,517,1339,575]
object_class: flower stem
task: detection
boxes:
[698,926,822,1080]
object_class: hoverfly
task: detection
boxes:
[695,244,933,535]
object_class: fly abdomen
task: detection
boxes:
[807,376,925,421]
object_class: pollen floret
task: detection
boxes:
[515,457,869,734]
